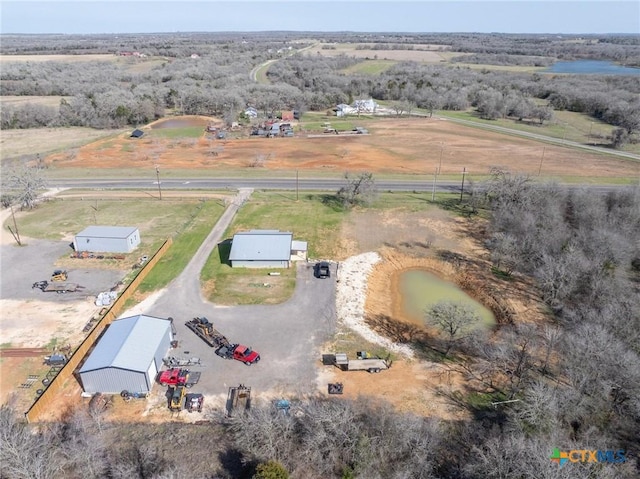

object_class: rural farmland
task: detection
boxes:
[1,26,639,479]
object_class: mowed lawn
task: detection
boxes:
[9,195,227,294]
[201,192,346,305]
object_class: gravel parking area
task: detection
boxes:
[145,260,336,406]
[0,239,125,301]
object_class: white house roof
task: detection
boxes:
[76,226,138,239]
[229,230,293,261]
[79,315,170,374]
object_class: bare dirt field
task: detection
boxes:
[304,44,447,63]
[43,116,638,179]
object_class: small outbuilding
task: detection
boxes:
[291,240,308,261]
[229,230,293,268]
[79,315,172,394]
[130,129,144,138]
[74,225,140,253]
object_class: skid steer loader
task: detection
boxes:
[51,270,68,282]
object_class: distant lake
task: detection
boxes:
[546,60,640,76]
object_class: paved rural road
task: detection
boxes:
[47,177,635,195]
[250,42,318,83]
[48,177,461,192]
[141,188,337,402]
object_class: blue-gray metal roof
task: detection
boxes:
[79,315,170,373]
[291,240,307,251]
[76,225,138,239]
[229,230,293,261]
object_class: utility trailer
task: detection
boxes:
[185,317,230,348]
[226,384,251,416]
[32,281,80,293]
[333,352,391,373]
[163,356,201,368]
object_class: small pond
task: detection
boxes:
[399,270,496,329]
[545,60,640,76]
[151,117,208,129]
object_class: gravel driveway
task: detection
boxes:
[0,239,125,301]
[141,189,338,401]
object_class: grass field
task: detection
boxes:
[304,43,446,63]
[434,109,637,153]
[0,95,69,108]
[341,60,396,75]
[137,199,225,292]
[149,126,205,139]
[200,192,347,304]
[0,127,125,161]
[13,196,223,250]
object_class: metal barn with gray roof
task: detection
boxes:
[74,225,140,253]
[229,230,293,268]
[79,315,172,394]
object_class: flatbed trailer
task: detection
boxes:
[185,317,230,348]
[334,352,391,373]
[227,384,251,416]
[32,281,80,293]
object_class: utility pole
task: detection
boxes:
[431,167,438,201]
[460,167,466,202]
[589,121,594,145]
[538,147,546,176]
[438,142,444,175]
[295,169,299,201]
[8,205,22,246]
[155,165,162,200]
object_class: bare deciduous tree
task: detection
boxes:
[3,164,47,210]
[425,300,480,356]
[336,172,377,208]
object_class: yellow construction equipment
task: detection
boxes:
[51,270,68,282]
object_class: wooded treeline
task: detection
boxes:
[5,32,636,64]
[2,181,639,479]
[1,32,639,147]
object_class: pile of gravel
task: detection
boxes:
[336,252,414,358]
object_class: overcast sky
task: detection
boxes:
[1,1,638,35]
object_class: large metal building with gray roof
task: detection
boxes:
[79,315,172,394]
[229,230,293,268]
[74,225,141,253]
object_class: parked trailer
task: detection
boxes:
[163,356,201,368]
[226,384,251,416]
[185,317,230,348]
[32,281,80,293]
[333,352,391,373]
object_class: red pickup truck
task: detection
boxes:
[156,368,201,388]
[215,344,261,365]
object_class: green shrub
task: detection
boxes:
[254,461,289,479]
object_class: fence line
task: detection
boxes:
[25,238,173,423]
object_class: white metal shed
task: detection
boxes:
[74,225,140,253]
